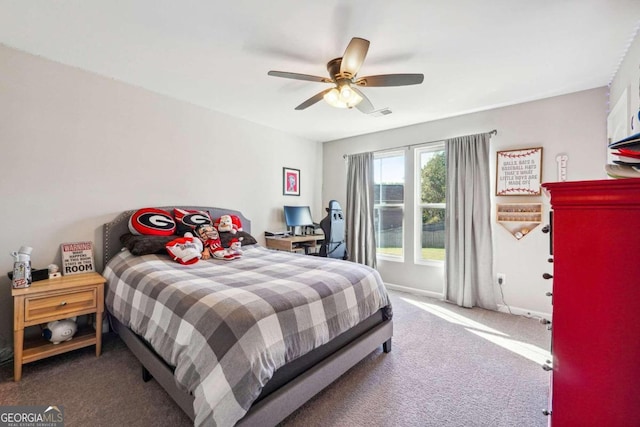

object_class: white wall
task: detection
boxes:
[0,45,322,361]
[323,87,609,317]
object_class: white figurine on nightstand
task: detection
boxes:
[48,264,61,279]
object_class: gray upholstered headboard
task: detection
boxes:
[103,206,251,267]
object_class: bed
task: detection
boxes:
[102,206,393,427]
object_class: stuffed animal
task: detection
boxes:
[214,215,236,234]
[42,317,77,344]
[214,214,243,234]
[210,215,245,260]
[229,237,243,255]
[194,224,236,260]
[165,232,203,265]
[219,237,243,260]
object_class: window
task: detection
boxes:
[374,152,405,259]
[416,144,446,262]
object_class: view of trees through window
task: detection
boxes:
[373,145,446,261]
[418,146,446,261]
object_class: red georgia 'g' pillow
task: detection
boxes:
[174,208,213,234]
[128,208,176,236]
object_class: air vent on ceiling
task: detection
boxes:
[369,108,392,117]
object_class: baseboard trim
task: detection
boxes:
[385,283,552,320]
[384,283,444,300]
[497,304,552,320]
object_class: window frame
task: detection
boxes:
[415,142,446,265]
[373,150,405,262]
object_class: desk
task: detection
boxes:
[265,234,324,253]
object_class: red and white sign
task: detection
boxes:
[61,241,95,275]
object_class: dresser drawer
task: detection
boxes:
[24,288,97,322]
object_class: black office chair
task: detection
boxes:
[318,200,347,260]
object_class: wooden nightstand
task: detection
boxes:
[12,272,106,381]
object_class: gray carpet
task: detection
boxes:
[0,290,550,426]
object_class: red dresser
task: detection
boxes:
[542,179,640,426]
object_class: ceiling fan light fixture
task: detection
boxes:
[323,88,346,108]
[324,85,363,109]
[268,37,424,113]
[340,85,353,99]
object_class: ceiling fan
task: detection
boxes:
[267,37,424,114]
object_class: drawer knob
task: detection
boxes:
[59,301,67,306]
[542,363,552,371]
[542,273,553,280]
[542,409,552,416]
[545,292,552,297]
[541,225,550,233]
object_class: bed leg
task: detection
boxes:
[383,338,392,353]
[142,366,153,382]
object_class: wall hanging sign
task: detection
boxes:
[556,153,568,182]
[60,241,95,275]
[283,167,300,196]
[496,147,543,196]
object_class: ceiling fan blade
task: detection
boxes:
[356,73,424,87]
[352,87,374,114]
[340,37,370,77]
[268,71,332,83]
[295,88,334,110]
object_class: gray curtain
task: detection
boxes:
[444,133,496,309]
[346,152,377,268]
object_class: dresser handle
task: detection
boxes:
[545,292,552,297]
[541,225,550,233]
[543,273,553,279]
[59,301,67,306]
[542,409,552,416]
[542,363,552,371]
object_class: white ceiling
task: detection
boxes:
[1,1,639,142]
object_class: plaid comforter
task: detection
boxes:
[104,245,391,427]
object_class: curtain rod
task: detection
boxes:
[342,129,497,159]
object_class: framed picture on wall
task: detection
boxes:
[496,147,543,196]
[283,167,300,196]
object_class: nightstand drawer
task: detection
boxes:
[24,288,97,322]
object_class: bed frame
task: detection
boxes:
[103,206,393,426]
